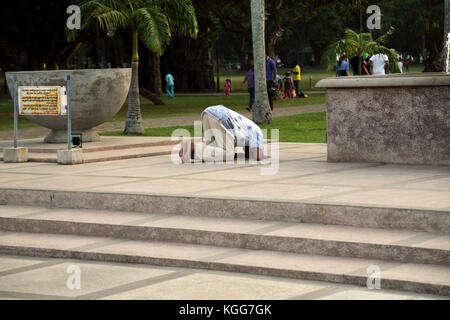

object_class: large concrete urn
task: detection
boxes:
[6,68,131,143]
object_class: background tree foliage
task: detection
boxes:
[0,0,447,95]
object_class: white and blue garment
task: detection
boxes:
[203,105,264,150]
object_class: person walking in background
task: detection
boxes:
[336,55,350,77]
[350,53,371,76]
[349,53,361,75]
[265,54,277,111]
[241,66,255,112]
[397,59,404,73]
[276,74,283,96]
[283,72,293,98]
[404,58,410,72]
[361,53,371,75]
[224,79,231,98]
[369,53,389,75]
[165,73,175,98]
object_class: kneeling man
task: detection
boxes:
[179,105,266,163]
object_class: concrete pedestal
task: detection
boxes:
[3,147,29,163]
[5,68,132,145]
[44,129,99,144]
[316,73,450,165]
[57,148,83,165]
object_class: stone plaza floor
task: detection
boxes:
[0,254,447,300]
[0,142,448,212]
[0,140,449,300]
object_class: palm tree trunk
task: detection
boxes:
[124,29,145,135]
[251,0,272,124]
[152,52,163,96]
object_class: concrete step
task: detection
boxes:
[1,189,448,233]
[0,137,181,163]
[37,144,175,163]
[27,139,180,154]
[0,206,448,266]
[0,230,448,296]
[0,144,177,163]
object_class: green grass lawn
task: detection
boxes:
[213,64,425,93]
[0,64,424,132]
[0,92,326,131]
[111,93,326,121]
[0,97,41,131]
[215,67,334,93]
[101,112,327,143]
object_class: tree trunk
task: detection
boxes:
[251,0,272,124]
[63,42,82,68]
[267,32,277,60]
[114,36,124,67]
[140,87,165,105]
[310,41,325,67]
[152,52,163,96]
[124,29,145,135]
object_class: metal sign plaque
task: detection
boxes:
[18,86,67,115]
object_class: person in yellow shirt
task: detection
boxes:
[292,63,306,98]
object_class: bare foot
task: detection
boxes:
[179,139,195,163]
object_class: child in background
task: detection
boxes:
[241,66,255,112]
[283,72,293,99]
[224,79,231,98]
[276,74,283,94]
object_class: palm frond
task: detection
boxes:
[158,0,198,38]
[325,28,399,72]
[79,0,130,31]
[132,6,171,55]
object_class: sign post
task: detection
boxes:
[57,74,82,165]
[13,76,18,148]
[3,76,29,163]
[3,75,82,164]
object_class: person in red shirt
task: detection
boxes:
[224,79,231,98]
[283,73,293,98]
[404,59,410,72]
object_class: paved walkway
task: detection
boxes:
[173,91,323,96]
[0,104,326,141]
[0,255,445,300]
[0,142,449,300]
[1,142,448,212]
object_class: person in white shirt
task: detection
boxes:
[179,105,266,163]
[397,60,403,73]
[369,54,389,75]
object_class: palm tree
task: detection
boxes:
[250,0,271,125]
[78,0,198,134]
[325,29,400,74]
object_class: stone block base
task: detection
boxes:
[316,73,450,165]
[45,129,100,144]
[3,147,28,163]
[57,149,83,165]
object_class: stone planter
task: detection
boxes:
[6,68,131,143]
[316,73,450,165]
